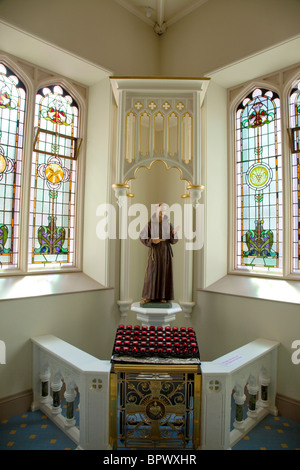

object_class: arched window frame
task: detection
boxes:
[0,53,87,277]
[229,65,300,280]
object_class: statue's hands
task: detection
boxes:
[152,238,161,244]
[172,225,180,235]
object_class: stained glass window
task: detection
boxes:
[29,85,79,268]
[235,88,282,271]
[0,63,26,270]
[289,81,300,273]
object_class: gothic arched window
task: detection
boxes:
[29,85,80,268]
[289,81,300,274]
[0,63,26,270]
[235,88,283,272]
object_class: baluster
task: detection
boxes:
[233,386,246,429]
[247,383,259,418]
[51,374,63,415]
[259,374,271,408]
[64,381,77,427]
[40,368,51,404]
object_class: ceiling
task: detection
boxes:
[114,0,209,34]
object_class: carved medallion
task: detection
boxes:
[145,399,166,421]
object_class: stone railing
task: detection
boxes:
[31,335,279,450]
[31,335,111,450]
[201,338,279,450]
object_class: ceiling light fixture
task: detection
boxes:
[145,6,153,18]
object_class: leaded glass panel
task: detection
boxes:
[289,81,300,273]
[0,63,26,270]
[29,85,79,268]
[235,88,282,271]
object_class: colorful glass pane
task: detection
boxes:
[29,85,78,268]
[289,81,300,273]
[235,88,282,271]
[0,63,26,269]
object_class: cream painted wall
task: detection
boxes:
[83,77,112,286]
[0,0,160,77]
[0,289,119,398]
[0,0,299,408]
[160,0,300,77]
[202,81,228,287]
[193,291,300,402]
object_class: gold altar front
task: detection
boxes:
[110,363,201,450]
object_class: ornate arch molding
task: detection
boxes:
[110,77,209,207]
[110,77,210,318]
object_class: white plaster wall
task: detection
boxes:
[0,0,160,77]
[83,77,112,286]
[0,0,299,408]
[0,289,120,398]
[160,0,300,77]
[202,81,228,288]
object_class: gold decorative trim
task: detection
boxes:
[182,111,193,164]
[125,111,136,163]
[124,159,193,199]
[153,111,165,155]
[109,76,211,81]
[186,184,205,190]
[109,365,201,449]
[112,183,130,189]
[125,159,192,186]
[139,110,151,157]
[167,111,179,157]
[111,363,200,373]
[109,370,118,449]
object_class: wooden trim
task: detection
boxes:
[0,389,33,421]
[276,393,300,423]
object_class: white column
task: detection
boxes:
[258,373,271,409]
[51,375,63,415]
[247,382,259,418]
[233,390,246,429]
[40,368,51,405]
[113,191,132,319]
[180,201,194,319]
[180,198,204,319]
[64,381,77,428]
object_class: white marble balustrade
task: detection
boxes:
[201,338,280,450]
[31,335,111,450]
[31,335,279,450]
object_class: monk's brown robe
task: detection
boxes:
[140,215,178,301]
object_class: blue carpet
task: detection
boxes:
[1,407,299,450]
[233,414,300,450]
[0,409,77,450]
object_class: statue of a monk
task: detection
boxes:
[139,203,179,305]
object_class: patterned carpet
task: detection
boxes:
[0,405,299,450]
[233,414,300,450]
[0,408,77,450]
